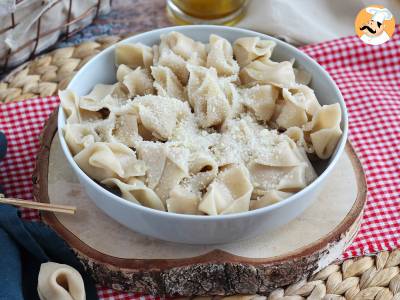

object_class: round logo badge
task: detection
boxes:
[355,5,396,45]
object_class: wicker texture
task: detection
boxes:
[0,35,124,102]
[265,251,400,300]
[1,0,112,72]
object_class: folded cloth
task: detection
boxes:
[237,0,400,45]
[0,131,6,196]
[0,204,98,300]
[0,226,23,300]
[0,131,6,161]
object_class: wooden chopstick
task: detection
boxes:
[0,198,76,215]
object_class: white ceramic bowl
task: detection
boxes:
[58,25,348,245]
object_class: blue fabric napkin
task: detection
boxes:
[0,131,6,162]
[0,205,99,300]
[0,131,7,195]
[0,131,98,300]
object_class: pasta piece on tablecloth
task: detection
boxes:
[37,262,85,300]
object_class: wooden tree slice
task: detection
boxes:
[33,110,367,296]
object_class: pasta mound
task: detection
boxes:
[60,32,342,215]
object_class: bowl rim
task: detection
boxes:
[58,25,349,221]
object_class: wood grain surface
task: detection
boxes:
[33,109,367,296]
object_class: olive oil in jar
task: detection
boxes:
[166,0,248,25]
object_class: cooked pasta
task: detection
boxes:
[60,32,343,215]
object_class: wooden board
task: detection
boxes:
[33,110,367,296]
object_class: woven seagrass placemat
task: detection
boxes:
[0,35,125,102]
[1,37,400,299]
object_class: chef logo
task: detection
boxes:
[355,5,395,45]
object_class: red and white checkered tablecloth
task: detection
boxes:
[1,28,400,299]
